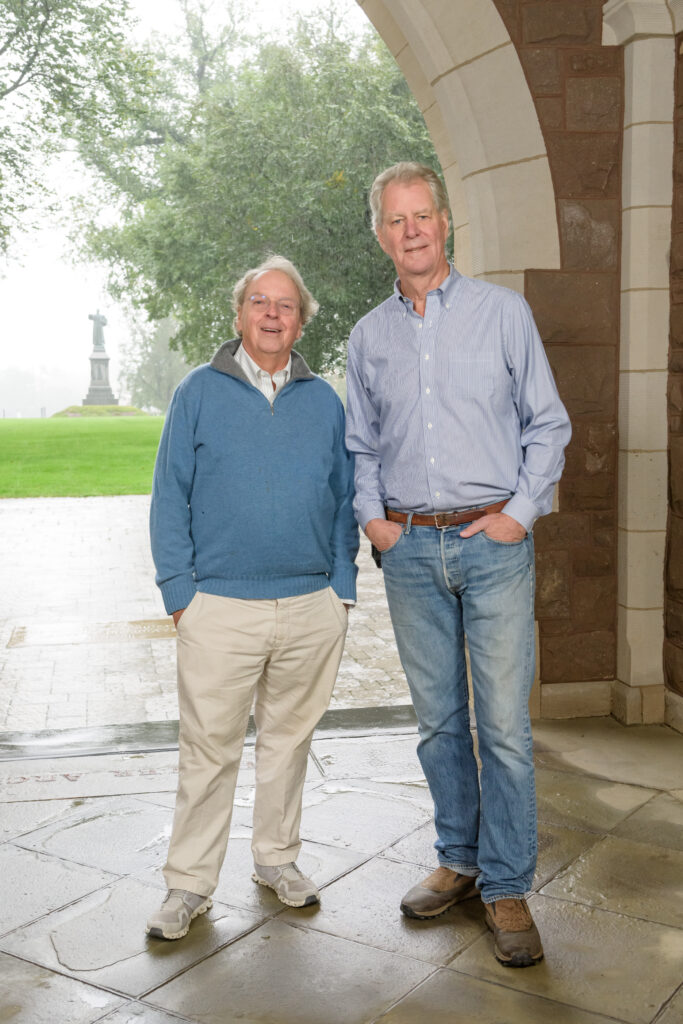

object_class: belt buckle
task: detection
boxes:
[434,512,451,529]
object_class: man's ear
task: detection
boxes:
[375,226,389,256]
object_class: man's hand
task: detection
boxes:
[365,517,403,551]
[172,608,186,627]
[460,512,526,542]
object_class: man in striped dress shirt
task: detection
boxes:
[345,162,571,967]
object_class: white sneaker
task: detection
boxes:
[252,862,320,907]
[145,889,212,940]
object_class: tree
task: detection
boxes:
[77,3,442,373]
[0,0,152,253]
[119,317,188,412]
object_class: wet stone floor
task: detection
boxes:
[0,497,408,733]
[0,717,682,1024]
[1,497,683,1021]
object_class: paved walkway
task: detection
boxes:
[1,498,683,1021]
[0,496,409,733]
[0,717,682,1023]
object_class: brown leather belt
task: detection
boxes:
[386,500,507,529]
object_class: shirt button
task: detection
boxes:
[425,387,430,395]
[427,423,433,429]
[425,354,430,361]
[417,323,422,329]
[430,457,435,464]
[436,491,441,498]
[445,303,450,309]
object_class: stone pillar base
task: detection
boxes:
[540,681,612,719]
[665,689,683,734]
[611,680,666,724]
[83,389,118,406]
[532,679,672,723]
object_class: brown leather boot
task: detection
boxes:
[484,897,543,967]
[400,867,478,919]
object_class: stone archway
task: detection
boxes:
[359,0,560,294]
[356,0,631,723]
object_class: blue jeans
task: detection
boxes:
[381,519,537,903]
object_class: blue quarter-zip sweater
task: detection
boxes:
[150,339,359,614]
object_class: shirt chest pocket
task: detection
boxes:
[446,357,497,402]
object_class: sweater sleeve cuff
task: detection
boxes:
[502,494,539,534]
[159,576,197,615]
[329,564,358,603]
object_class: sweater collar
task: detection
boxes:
[210,337,316,384]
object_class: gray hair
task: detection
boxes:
[232,254,319,335]
[369,162,450,231]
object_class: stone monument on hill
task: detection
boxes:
[83,310,118,406]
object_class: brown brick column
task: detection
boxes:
[493,1,622,714]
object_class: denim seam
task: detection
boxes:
[524,559,537,883]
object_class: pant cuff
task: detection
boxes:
[163,871,213,898]
[251,843,302,867]
[437,860,480,877]
[480,891,529,905]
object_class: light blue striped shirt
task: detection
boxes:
[345,266,571,533]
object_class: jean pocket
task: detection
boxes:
[480,530,527,547]
[379,529,405,555]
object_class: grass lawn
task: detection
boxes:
[0,416,165,497]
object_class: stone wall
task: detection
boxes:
[493,0,622,714]
[667,35,683,701]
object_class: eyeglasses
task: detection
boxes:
[247,294,299,316]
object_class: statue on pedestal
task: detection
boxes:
[89,310,107,351]
[83,309,118,406]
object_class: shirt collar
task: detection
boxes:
[393,262,461,310]
[235,342,291,383]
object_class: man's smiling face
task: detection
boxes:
[376,178,450,286]
[236,269,303,372]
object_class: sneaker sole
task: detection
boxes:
[251,873,320,908]
[400,885,479,920]
[145,897,212,940]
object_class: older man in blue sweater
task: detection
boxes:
[146,255,358,940]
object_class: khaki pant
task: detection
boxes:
[163,588,348,896]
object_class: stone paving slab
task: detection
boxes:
[377,970,622,1024]
[99,1006,188,1024]
[0,496,410,732]
[147,917,435,1024]
[0,952,123,1024]
[0,880,265,998]
[541,833,683,928]
[535,764,656,833]
[612,791,683,851]
[453,895,683,1024]
[279,855,486,966]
